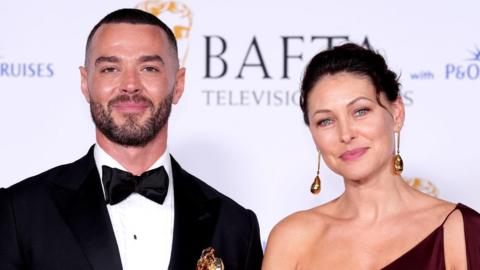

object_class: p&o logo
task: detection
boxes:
[136,1,193,67]
[445,45,480,80]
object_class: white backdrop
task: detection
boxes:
[1,0,479,245]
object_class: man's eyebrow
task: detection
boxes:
[95,56,120,66]
[138,55,165,65]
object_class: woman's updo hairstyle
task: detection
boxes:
[299,43,400,125]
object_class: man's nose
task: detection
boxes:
[121,69,141,94]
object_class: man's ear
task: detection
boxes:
[172,67,186,104]
[79,66,91,103]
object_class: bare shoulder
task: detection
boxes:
[443,207,468,270]
[420,198,470,270]
[269,203,335,243]
[262,206,332,270]
[403,194,470,269]
[409,193,457,223]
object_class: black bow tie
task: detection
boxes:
[101,165,169,205]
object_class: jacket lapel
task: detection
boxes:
[49,146,122,270]
[168,157,220,270]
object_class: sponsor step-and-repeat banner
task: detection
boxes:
[1,1,479,244]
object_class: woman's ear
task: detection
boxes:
[391,95,405,132]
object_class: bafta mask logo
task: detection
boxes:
[405,177,439,197]
[196,247,224,270]
[136,1,193,67]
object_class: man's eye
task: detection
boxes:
[100,67,118,73]
[143,66,159,72]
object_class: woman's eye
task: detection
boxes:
[354,108,370,117]
[318,118,333,127]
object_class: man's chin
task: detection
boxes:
[112,113,149,126]
[102,128,156,148]
[114,109,146,116]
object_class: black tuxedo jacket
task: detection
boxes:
[0,147,263,270]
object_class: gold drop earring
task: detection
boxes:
[393,131,404,175]
[310,151,321,194]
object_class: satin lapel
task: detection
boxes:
[49,147,122,270]
[168,158,220,270]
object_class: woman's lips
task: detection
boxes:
[340,147,369,161]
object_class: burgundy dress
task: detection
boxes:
[382,204,480,269]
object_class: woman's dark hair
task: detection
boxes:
[299,43,400,125]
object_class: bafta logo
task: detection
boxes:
[136,0,193,67]
[406,177,439,197]
[196,247,224,270]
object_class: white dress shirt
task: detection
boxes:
[94,144,175,270]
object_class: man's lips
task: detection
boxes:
[112,102,149,113]
[340,147,369,161]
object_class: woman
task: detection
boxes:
[262,43,480,270]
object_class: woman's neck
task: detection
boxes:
[336,171,416,222]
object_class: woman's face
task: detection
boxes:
[307,72,404,181]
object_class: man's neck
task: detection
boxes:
[95,128,168,176]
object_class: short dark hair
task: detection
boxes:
[84,8,178,64]
[299,43,400,125]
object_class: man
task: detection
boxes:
[0,8,263,270]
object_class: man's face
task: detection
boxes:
[80,23,185,147]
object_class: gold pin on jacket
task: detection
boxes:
[196,247,224,270]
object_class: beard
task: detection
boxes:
[90,93,173,147]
